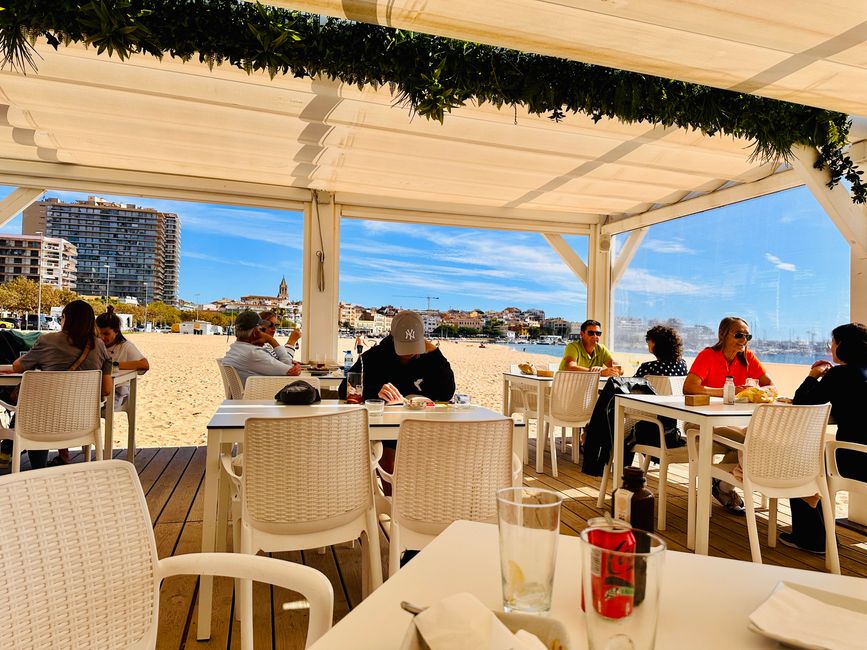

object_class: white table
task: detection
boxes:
[0,367,138,461]
[196,400,524,639]
[612,394,758,554]
[311,520,867,649]
[502,371,553,471]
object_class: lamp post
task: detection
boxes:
[104,263,111,308]
[35,231,43,331]
[143,282,149,331]
[195,292,201,322]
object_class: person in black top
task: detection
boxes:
[784,323,867,554]
[634,325,688,378]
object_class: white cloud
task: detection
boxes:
[618,268,704,295]
[182,251,272,270]
[765,253,796,272]
[642,238,695,254]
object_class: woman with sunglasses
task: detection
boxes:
[783,323,867,554]
[683,316,775,513]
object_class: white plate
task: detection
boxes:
[748,581,867,649]
[399,610,571,650]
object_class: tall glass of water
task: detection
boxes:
[496,487,562,613]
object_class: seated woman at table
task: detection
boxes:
[0,300,112,468]
[784,323,867,554]
[683,316,775,514]
[97,305,149,411]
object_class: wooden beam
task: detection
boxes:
[601,170,802,235]
[302,192,341,365]
[611,227,647,286]
[790,145,867,255]
[587,225,612,345]
[542,234,588,284]
[0,187,44,226]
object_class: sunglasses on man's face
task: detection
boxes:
[585,330,602,337]
[733,332,753,341]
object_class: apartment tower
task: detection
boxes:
[23,196,180,306]
[0,234,77,288]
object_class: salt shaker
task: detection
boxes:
[723,376,735,405]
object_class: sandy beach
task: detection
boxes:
[122,333,813,449]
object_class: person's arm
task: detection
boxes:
[10,357,23,373]
[248,347,301,377]
[417,344,456,401]
[683,371,718,396]
[793,365,835,405]
[100,358,113,396]
[119,357,149,371]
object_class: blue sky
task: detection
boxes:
[0,185,850,340]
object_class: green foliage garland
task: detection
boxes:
[0,0,863,202]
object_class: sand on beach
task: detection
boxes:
[122,333,813,449]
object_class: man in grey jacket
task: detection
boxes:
[222,311,302,386]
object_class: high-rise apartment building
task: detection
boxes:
[23,196,180,306]
[0,235,77,288]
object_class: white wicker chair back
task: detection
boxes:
[243,375,320,400]
[0,461,158,649]
[216,359,243,399]
[16,370,102,445]
[549,370,599,422]
[242,409,372,534]
[644,374,686,396]
[744,403,831,487]
[392,417,513,536]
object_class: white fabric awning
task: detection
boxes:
[271,1,867,117]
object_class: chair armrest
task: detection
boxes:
[511,452,522,486]
[711,433,744,451]
[219,452,242,490]
[0,399,16,412]
[158,553,333,647]
[825,440,867,479]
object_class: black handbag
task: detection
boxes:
[274,380,321,405]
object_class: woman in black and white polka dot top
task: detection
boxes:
[634,325,688,377]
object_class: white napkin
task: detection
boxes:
[749,583,867,650]
[413,593,546,650]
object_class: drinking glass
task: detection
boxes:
[580,525,666,650]
[453,393,471,408]
[345,372,364,404]
[365,398,384,415]
[496,487,562,613]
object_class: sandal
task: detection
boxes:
[47,456,68,467]
[712,479,745,515]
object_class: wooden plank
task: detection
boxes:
[303,546,354,622]
[138,447,179,494]
[271,551,310,650]
[146,446,197,524]
[158,446,207,524]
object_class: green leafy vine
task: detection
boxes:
[0,0,863,203]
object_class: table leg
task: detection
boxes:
[535,382,547,473]
[197,431,222,640]
[103,379,114,460]
[502,377,511,416]
[611,400,625,505]
[126,376,137,462]
[694,422,714,555]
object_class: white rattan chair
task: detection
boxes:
[221,409,382,646]
[243,375,320,400]
[0,460,333,649]
[689,403,839,573]
[6,370,103,472]
[630,375,688,530]
[377,417,517,576]
[216,358,244,399]
[541,370,600,476]
[825,439,867,532]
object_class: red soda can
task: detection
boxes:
[583,520,636,619]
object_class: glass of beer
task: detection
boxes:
[346,372,364,404]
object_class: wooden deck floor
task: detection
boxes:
[6,442,866,648]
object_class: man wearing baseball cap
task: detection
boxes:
[222,310,302,386]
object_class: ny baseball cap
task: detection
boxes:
[391,310,425,355]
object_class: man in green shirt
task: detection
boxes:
[559,319,618,376]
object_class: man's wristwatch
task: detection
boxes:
[112,361,120,369]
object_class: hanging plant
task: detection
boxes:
[0,0,863,202]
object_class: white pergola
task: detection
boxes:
[0,4,865,361]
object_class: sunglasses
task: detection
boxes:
[585,330,602,337]
[733,332,753,341]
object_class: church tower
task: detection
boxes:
[278,276,288,300]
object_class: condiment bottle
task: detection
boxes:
[723,376,735,405]
[611,467,655,533]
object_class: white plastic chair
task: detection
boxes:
[5,370,103,472]
[0,460,333,649]
[216,358,244,399]
[377,417,517,576]
[541,370,600,477]
[221,409,382,646]
[243,375,320,400]
[689,403,839,573]
[825,439,867,529]
[630,375,688,530]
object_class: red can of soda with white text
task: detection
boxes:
[584,520,636,619]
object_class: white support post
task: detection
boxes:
[791,145,867,323]
[587,225,612,346]
[542,233,588,284]
[0,187,44,226]
[611,227,648,286]
[302,192,341,364]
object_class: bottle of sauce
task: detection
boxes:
[612,467,655,533]
[723,376,735,405]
